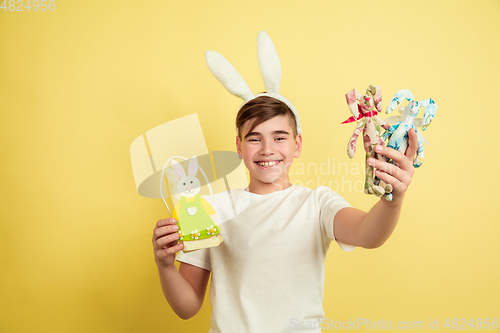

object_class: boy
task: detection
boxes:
[152,32,416,332]
[152,96,416,332]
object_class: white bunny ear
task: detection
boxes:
[205,50,254,102]
[257,31,282,94]
[172,160,186,178]
[188,156,198,176]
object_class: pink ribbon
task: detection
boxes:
[341,106,379,124]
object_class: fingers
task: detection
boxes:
[372,144,413,172]
[156,231,181,248]
[154,240,184,264]
[162,242,184,255]
[153,218,184,269]
[153,223,178,242]
[374,168,406,194]
[369,158,408,185]
[369,158,404,181]
[365,133,417,201]
[153,218,183,252]
[156,217,177,228]
[368,150,414,194]
[153,218,177,238]
[404,128,418,163]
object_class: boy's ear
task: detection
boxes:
[236,135,242,155]
[294,134,302,158]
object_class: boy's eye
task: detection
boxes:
[276,137,285,141]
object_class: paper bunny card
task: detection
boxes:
[163,156,223,252]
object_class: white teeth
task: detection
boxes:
[257,161,280,167]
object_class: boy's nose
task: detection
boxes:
[260,141,274,155]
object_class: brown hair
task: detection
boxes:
[236,96,297,140]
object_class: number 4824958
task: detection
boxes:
[1,0,55,11]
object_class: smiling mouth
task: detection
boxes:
[254,160,283,168]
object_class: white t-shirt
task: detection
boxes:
[176,185,353,332]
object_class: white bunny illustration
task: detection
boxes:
[167,158,202,201]
[164,156,223,252]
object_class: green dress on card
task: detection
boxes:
[176,194,220,241]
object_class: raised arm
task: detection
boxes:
[333,129,418,249]
[153,218,210,319]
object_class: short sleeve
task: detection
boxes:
[317,186,356,252]
[176,247,212,271]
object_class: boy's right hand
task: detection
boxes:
[152,218,184,269]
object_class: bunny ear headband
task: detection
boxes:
[205,30,302,135]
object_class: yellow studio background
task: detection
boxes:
[1,0,499,332]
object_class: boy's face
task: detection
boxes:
[236,115,302,193]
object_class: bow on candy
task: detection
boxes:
[341,105,378,123]
[341,87,382,124]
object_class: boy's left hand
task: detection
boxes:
[367,128,418,207]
